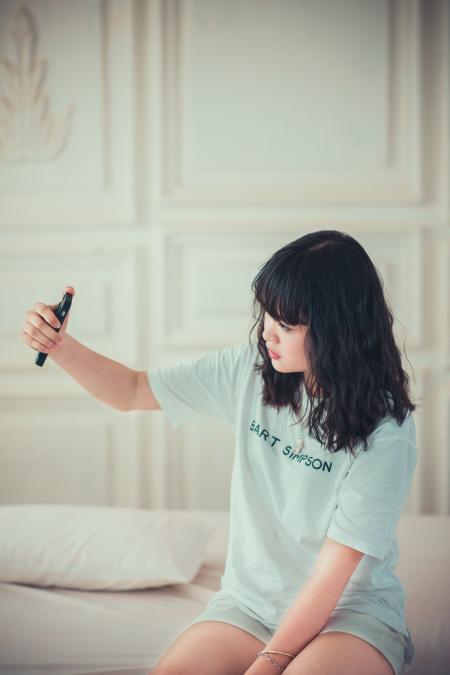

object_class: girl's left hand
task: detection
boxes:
[243,662,274,675]
[244,653,292,674]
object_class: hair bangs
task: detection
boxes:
[251,250,310,327]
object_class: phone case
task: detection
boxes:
[35,292,73,367]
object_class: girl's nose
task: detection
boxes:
[263,327,278,344]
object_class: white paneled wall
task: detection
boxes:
[159,0,423,205]
[0,0,448,515]
[0,1,136,226]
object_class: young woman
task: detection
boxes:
[22,230,417,675]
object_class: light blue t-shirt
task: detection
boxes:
[148,341,417,644]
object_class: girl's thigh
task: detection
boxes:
[150,620,265,675]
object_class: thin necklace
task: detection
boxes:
[293,418,308,453]
[292,391,314,453]
[294,431,306,453]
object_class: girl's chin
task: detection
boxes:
[272,360,309,374]
[272,360,290,372]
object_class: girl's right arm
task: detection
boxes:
[21,289,160,412]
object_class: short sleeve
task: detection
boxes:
[326,412,417,561]
[147,342,254,430]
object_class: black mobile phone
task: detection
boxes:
[35,291,74,367]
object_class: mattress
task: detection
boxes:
[0,510,229,675]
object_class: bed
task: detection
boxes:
[0,510,448,675]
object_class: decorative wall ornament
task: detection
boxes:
[0,5,75,162]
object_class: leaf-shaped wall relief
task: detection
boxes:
[0,5,75,162]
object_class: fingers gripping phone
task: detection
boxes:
[35,291,74,367]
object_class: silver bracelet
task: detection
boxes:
[256,650,285,672]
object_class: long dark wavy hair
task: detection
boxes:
[248,230,417,456]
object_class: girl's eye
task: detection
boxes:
[279,322,290,332]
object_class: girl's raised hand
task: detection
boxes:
[22,286,75,355]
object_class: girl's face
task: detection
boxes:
[262,311,310,374]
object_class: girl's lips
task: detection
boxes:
[268,348,281,359]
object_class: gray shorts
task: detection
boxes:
[189,596,415,675]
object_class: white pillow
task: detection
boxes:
[0,504,218,590]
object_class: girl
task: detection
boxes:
[22,230,417,675]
